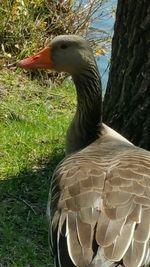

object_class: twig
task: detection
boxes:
[1,62,17,68]
[7,194,37,215]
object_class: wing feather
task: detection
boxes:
[76,214,94,263]
[66,212,85,267]
[123,240,147,267]
[104,221,136,261]
[134,208,150,242]
[141,241,150,265]
[96,212,126,247]
[48,142,150,267]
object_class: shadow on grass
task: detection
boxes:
[0,149,64,267]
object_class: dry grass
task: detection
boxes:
[0,0,109,66]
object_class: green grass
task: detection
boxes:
[0,70,76,267]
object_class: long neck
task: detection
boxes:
[66,62,102,154]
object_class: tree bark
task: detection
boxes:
[103,0,150,150]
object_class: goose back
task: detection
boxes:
[47,124,150,267]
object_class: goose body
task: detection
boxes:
[18,35,150,267]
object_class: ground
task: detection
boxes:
[0,70,75,267]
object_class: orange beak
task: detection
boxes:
[17,47,53,69]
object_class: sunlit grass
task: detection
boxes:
[0,71,76,178]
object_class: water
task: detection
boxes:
[74,0,117,91]
[94,0,117,91]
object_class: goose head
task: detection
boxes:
[18,35,96,75]
[18,35,102,154]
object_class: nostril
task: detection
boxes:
[33,55,40,61]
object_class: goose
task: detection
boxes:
[18,35,150,267]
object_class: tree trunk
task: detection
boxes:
[103,0,150,150]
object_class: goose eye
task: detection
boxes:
[60,44,68,49]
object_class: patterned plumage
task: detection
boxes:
[48,125,150,267]
[18,35,150,267]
